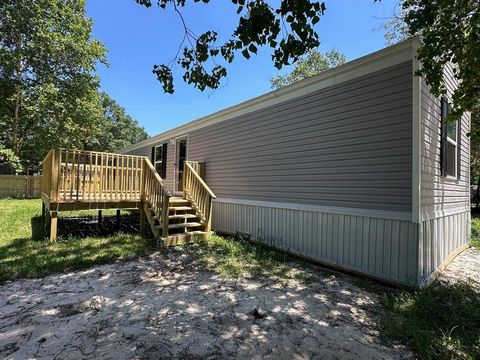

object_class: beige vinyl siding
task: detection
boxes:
[128,142,176,191]
[187,61,413,212]
[420,65,470,215]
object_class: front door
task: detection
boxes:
[175,137,187,192]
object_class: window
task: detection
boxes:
[151,143,167,178]
[441,98,461,178]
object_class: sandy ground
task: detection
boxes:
[3,245,476,359]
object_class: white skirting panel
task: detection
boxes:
[418,210,470,285]
[212,201,419,286]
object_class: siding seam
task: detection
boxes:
[214,197,411,221]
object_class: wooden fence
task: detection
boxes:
[0,175,42,198]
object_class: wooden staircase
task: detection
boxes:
[41,149,216,244]
[144,196,209,246]
[141,157,216,246]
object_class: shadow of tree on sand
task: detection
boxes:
[379,279,480,360]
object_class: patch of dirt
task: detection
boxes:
[0,246,419,359]
[439,247,480,290]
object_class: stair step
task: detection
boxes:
[168,222,203,229]
[169,214,198,220]
[169,198,189,205]
[163,231,208,246]
[169,206,193,211]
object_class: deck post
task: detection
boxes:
[162,193,169,238]
[98,210,103,225]
[49,211,58,241]
[139,205,146,237]
[205,197,213,234]
[42,202,46,220]
[116,209,121,229]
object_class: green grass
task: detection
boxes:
[379,282,480,359]
[470,217,480,249]
[190,233,313,280]
[0,199,155,282]
[379,211,480,359]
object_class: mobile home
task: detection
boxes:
[122,38,471,287]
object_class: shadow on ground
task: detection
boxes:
[0,244,412,359]
[0,213,155,283]
[379,248,480,360]
[46,212,152,241]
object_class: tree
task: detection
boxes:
[0,0,107,172]
[136,0,327,94]
[402,0,480,119]
[0,145,22,174]
[269,48,346,89]
[89,93,149,153]
[380,2,412,46]
[137,0,479,122]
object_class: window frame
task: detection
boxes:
[154,143,167,179]
[441,97,460,179]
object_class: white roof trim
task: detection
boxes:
[122,37,418,153]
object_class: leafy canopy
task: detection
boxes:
[136,0,326,94]
[89,93,149,153]
[269,48,346,89]
[0,0,107,171]
[139,0,480,121]
[402,0,480,118]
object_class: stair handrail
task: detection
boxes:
[183,161,216,232]
[142,158,171,237]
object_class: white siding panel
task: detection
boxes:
[212,201,419,286]
[417,210,470,284]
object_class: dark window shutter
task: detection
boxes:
[161,143,167,179]
[457,118,461,179]
[440,97,448,176]
[151,146,155,164]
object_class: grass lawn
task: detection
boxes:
[378,216,480,360]
[470,217,480,249]
[0,198,298,284]
[0,199,156,282]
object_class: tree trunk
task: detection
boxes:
[12,33,23,156]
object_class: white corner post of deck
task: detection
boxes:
[412,38,422,225]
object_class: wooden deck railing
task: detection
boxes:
[142,159,171,237]
[183,161,216,231]
[42,149,213,237]
[41,149,145,202]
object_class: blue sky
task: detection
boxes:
[86,0,399,136]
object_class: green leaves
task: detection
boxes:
[403,0,480,119]
[0,0,108,172]
[139,0,326,93]
[269,48,346,89]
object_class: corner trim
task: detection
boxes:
[418,243,470,289]
[412,38,422,224]
[213,197,412,221]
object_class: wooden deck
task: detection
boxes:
[41,149,216,243]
